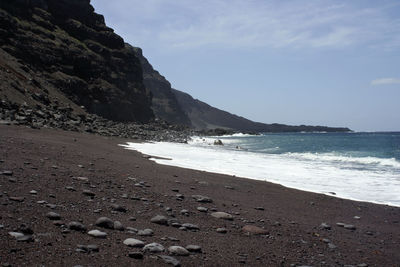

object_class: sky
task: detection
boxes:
[91,0,400,132]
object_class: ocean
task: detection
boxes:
[122,132,400,207]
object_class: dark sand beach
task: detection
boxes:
[1,125,399,266]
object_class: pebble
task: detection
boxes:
[67,221,86,232]
[113,221,124,231]
[197,207,208,212]
[65,186,76,191]
[180,209,189,216]
[76,244,99,253]
[123,238,145,248]
[88,229,107,238]
[46,212,61,220]
[242,225,269,235]
[168,246,190,256]
[95,217,114,229]
[29,190,38,195]
[181,223,199,230]
[225,185,234,190]
[191,195,213,203]
[82,190,95,197]
[128,252,144,259]
[217,227,227,233]
[211,212,234,220]
[328,243,337,249]
[111,204,127,212]
[344,224,356,230]
[150,215,168,225]
[336,222,345,227]
[138,229,154,236]
[143,242,165,253]
[186,245,202,253]
[320,223,331,230]
[254,207,264,210]
[9,196,24,202]
[159,255,181,267]
[1,171,13,176]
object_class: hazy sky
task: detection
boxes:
[92,0,400,131]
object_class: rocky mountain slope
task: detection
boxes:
[172,89,350,132]
[0,0,153,123]
[131,47,191,126]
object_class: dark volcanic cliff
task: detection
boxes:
[131,47,191,126]
[0,0,153,122]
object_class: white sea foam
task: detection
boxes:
[121,141,400,207]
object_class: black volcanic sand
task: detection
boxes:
[0,125,399,267]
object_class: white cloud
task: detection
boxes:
[92,0,400,50]
[371,78,400,86]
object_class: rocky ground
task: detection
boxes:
[0,125,399,267]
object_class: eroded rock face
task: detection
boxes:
[0,0,154,123]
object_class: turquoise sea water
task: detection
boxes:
[123,132,400,206]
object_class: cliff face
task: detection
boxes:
[131,47,191,126]
[172,89,350,133]
[0,0,153,122]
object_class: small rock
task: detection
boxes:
[95,217,114,229]
[88,229,107,238]
[217,228,227,233]
[9,197,24,202]
[151,215,168,225]
[242,225,269,235]
[320,223,331,230]
[344,224,356,230]
[1,171,13,176]
[82,190,95,197]
[138,229,153,236]
[113,221,124,231]
[181,223,199,230]
[192,195,212,203]
[30,190,38,195]
[123,238,145,248]
[143,242,165,253]
[168,246,190,256]
[254,207,264,210]
[46,212,61,220]
[354,216,361,220]
[111,204,127,212]
[211,212,234,220]
[328,243,337,249]
[197,207,208,212]
[67,221,86,232]
[180,209,189,215]
[159,255,181,267]
[185,245,202,253]
[128,252,144,259]
[336,222,345,227]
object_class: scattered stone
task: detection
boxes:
[29,190,38,195]
[254,207,264,210]
[336,222,345,227]
[214,139,223,145]
[111,204,127,212]
[128,252,144,259]
[181,223,199,230]
[123,238,145,248]
[180,209,189,216]
[150,215,168,225]
[211,212,234,220]
[113,221,124,231]
[242,225,269,235]
[320,223,331,230]
[77,244,99,253]
[88,229,107,238]
[192,195,212,203]
[65,186,76,191]
[225,185,234,190]
[95,217,114,229]
[143,242,165,253]
[9,197,24,202]
[328,243,337,249]
[82,190,95,197]
[354,216,361,220]
[344,224,356,230]
[159,255,181,267]
[197,207,208,212]
[138,229,153,236]
[1,171,13,176]
[217,228,227,233]
[168,246,190,256]
[186,245,202,253]
[46,212,61,220]
[67,221,86,232]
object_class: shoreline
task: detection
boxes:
[1,125,399,266]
